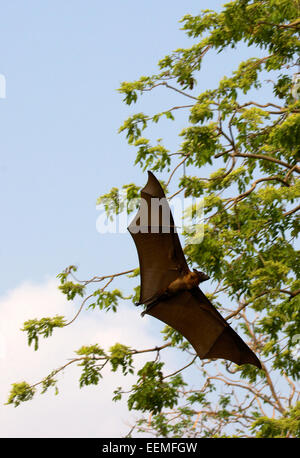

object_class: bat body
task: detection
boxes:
[128,171,261,369]
[137,270,210,316]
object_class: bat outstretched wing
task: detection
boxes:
[146,287,261,368]
[128,171,189,305]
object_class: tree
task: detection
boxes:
[6,0,300,438]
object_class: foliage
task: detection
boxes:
[7,0,300,438]
[109,343,134,375]
[22,316,66,351]
[251,402,300,437]
[76,344,107,388]
[6,382,36,407]
[89,289,125,313]
[96,183,141,219]
[127,362,185,415]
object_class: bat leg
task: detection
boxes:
[141,291,173,317]
[135,297,155,307]
[141,299,160,317]
[135,294,161,306]
[136,289,166,309]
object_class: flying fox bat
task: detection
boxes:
[128,171,261,369]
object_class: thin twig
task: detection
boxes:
[166,156,189,186]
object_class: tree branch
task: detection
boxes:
[225,290,269,321]
[229,152,299,172]
[283,204,300,217]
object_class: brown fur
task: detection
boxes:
[139,269,209,312]
[166,271,201,294]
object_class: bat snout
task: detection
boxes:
[199,272,210,282]
[193,269,210,282]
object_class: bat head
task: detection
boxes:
[193,269,210,283]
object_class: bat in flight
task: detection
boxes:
[128,171,261,369]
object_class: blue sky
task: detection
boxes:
[0,0,231,437]
[0,0,260,296]
[0,0,290,437]
[0,0,210,294]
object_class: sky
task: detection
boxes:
[0,0,289,438]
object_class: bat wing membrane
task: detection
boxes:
[128,171,189,304]
[145,287,261,368]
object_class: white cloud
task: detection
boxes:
[0,278,170,438]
